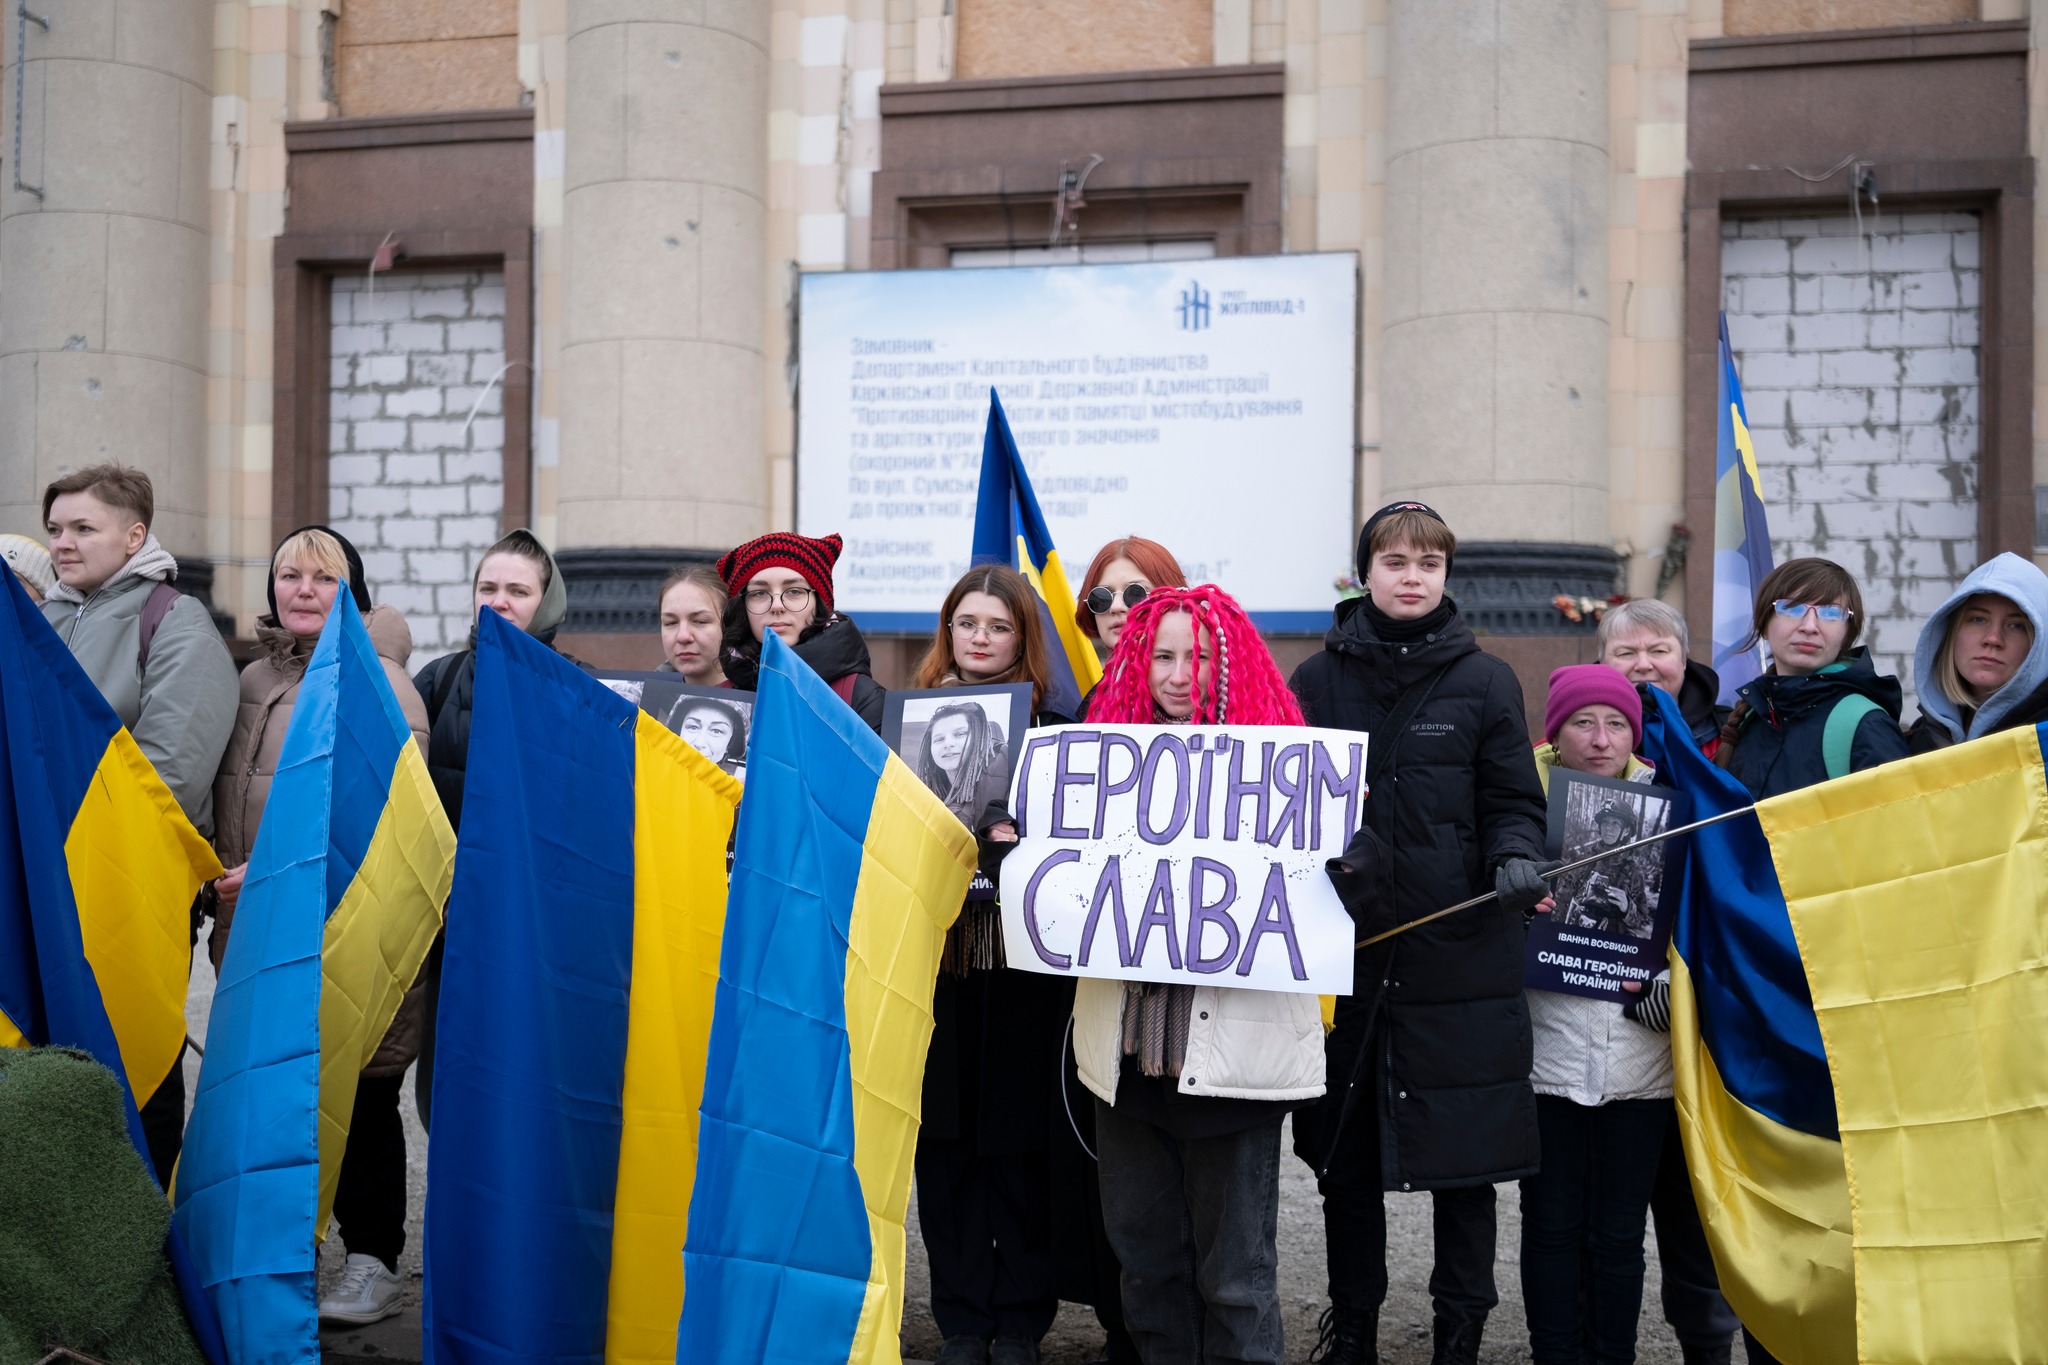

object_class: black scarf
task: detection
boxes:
[1361,596,1454,644]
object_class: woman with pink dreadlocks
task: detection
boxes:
[1073,584,1327,1365]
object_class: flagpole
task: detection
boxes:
[1353,803,1755,950]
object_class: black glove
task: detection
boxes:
[1494,858,1559,915]
[1624,978,1672,1033]
[1324,826,1394,935]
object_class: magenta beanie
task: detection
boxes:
[1544,665,1643,748]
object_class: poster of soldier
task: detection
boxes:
[1523,770,1686,1004]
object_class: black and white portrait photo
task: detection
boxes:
[881,684,1035,832]
[593,671,756,780]
[1525,768,1686,1002]
[1550,777,1671,941]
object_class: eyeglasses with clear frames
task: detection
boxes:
[744,585,813,614]
[1771,599,1853,624]
[951,617,1016,639]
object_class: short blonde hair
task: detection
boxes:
[272,528,351,584]
[1597,598,1689,657]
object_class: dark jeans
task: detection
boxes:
[1317,1076,1498,1321]
[1094,1097,1285,1365]
[1648,1105,1739,1349]
[333,1071,409,1272]
[915,1135,1058,1342]
[1519,1095,1667,1365]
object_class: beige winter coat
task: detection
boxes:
[1072,976,1327,1105]
[210,604,432,1077]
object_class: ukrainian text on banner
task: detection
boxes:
[1761,723,2048,1365]
[998,724,1363,994]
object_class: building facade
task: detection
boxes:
[2,0,2041,706]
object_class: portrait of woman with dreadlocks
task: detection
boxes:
[1075,583,1324,1365]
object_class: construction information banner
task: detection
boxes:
[796,253,1359,632]
[998,724,1364,996]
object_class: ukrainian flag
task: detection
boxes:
[1762,721,2048,1363]
[0,552,220,1151]
[677,627,977,1365]
[972,387,1100,718]
[1711,312,1774,705]
[0,561,227,1356]
[422,608,743,1365]
[1641,686,1854,1364]
[172,590,453,1364]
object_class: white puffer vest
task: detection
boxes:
[1072,977,1327,1105]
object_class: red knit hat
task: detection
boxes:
[716,532,844,617]
[1543,664,1643,748]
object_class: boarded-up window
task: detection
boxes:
[1721,213,1982,705]
[335,0,521,118]
[955,0,1212,80]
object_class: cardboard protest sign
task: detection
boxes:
[999,724,1364,995]
[1524,768,1684,1002]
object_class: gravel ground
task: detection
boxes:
[182,933,1691,1363]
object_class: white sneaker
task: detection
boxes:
[318,1252,405,1326]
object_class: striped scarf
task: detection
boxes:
[1119,982,1196,1078]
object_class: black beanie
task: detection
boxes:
[1356,501,1453,581]
[266,524,373,621]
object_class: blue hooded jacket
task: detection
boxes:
[1910,552,2048,748]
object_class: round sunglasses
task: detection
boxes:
[1086,583,1150,615]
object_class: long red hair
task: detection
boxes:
[1074,536,1189,641]
[1085,585,1304,726]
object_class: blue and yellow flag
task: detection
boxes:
[1646,687,2048,1361]
[422,608,742,1365]
[0,562,227,1356]
[1641,687,1854,1363]
[1761,722,2048,1363]
[1712,312,1773,705]
[677,627,977,1365]
[173,590,453,1364]
[972,387,1101,718]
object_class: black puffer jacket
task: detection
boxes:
[1720,649,1908,799]
[1289,598,1548,1190]
[723,614,887,732]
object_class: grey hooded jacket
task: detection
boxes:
[42,537,239,837]
[1910,551,2048,748]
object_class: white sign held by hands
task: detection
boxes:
[999,724,1366,995]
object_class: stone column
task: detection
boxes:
[0,0,213,555]
[556,3,770,630]
[1381,0,1615,630]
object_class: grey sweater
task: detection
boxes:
[43,542,238,838]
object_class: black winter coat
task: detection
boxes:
[723,614,887,733]
[1289,599,1548,1190]
[1677,657,1729,753]
[1906,672,2048,755]
[1721,650,1908,799]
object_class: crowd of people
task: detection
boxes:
[12,462,2040,1365]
